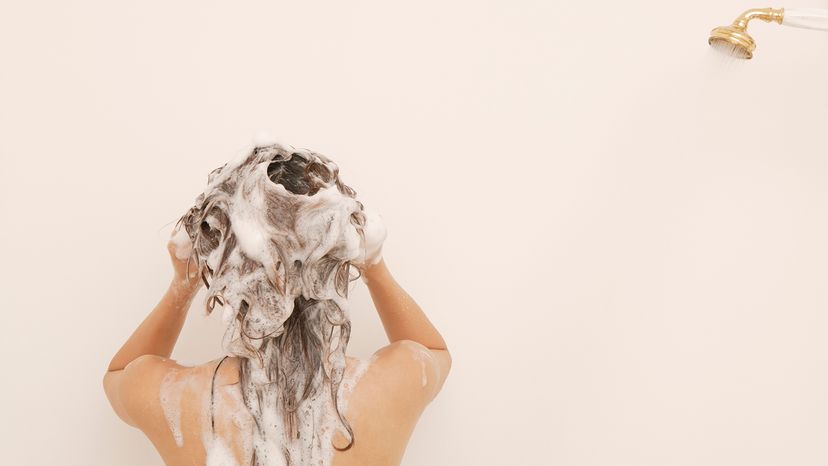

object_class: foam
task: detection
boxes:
[338,358,371,412]
[205,437,239,466]
[170,225,193,261]
[160,366,222,449]
[159,369,186,447]
[251,130,280,148]
[404,342,437,388]
[202,379,256,465]
[359,208,387,266]
[226,184,272,267]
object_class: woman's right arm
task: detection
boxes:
[361,258,452,400]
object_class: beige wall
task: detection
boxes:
[2,0,828,464]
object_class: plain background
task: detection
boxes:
[2,0,828,465]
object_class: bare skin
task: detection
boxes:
[104,237,451,465]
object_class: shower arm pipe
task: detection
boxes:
[733,7,828,31]
[732,8,785,29]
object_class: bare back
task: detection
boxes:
[118,340,450,466]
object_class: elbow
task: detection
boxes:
[426,339,452,381]
[102,370,116,404]
[103,359,118,393]
[443,347,453,376]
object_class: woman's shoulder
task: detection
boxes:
[115,356,229,434]
[330,342,450,465]
[125,356,247,464]
[123,355,230,391]
[365,340,452,403]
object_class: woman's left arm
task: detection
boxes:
[105,282,199,372]
[103,228,202,426]
[106,231,202,371]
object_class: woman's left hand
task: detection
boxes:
[168,225,202,293]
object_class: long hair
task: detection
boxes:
[174,142,366,464]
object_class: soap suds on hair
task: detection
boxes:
[171,141,382,465]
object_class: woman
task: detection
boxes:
[103,142,452,466]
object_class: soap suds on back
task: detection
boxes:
[205,436,239,466]
[159,368,199,448]
[401,341,436,388]
[338,358,370,412]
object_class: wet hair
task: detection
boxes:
[175,143,367,463]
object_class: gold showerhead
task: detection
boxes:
[709,8,784,59]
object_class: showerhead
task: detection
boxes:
[709,25,758,59]
[708,8,784,59]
